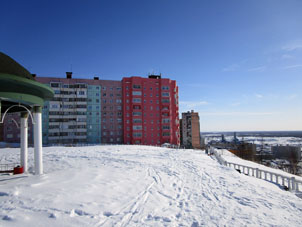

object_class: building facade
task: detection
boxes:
[181,110,201,149]
[1,73,180,146]
[36,73,123,145]
[122,75,180,146]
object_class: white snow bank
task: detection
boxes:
[0,145,301,227]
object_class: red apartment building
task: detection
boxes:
[122,75,180,146]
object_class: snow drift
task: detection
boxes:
[0,145,301,226]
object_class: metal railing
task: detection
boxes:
[210,147,302,192]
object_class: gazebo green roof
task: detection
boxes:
[0,52,54,113]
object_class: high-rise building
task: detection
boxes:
[181,110,201,149]
[36,73,123,145]
[122,75,180,146]
[1,73,179,147]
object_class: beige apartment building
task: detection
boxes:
[181,110,201,149]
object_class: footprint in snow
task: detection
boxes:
[162,217,171,222]
[2,215,13,221]
[0,192,9,196]
[103,211,113,217]
[49,213,56,219]
[191,221,199,227]
[70,209,90,217]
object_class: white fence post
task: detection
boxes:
[291,177,296,191]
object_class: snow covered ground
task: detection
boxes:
[1,145,302,227]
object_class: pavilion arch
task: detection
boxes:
[0,104,35,125]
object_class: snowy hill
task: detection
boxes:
[1,145,302,227]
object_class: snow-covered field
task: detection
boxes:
[1,145,302,227]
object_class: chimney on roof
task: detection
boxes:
[66,72,72,79]
[148,74,161,79]
[94,76,99,80]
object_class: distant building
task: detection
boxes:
[122,75,180,146]
[2,113,33,145]
[209,133,256,161]
[181,110,201,149]
[272,145,301,160]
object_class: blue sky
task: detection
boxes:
[1,0,302,131]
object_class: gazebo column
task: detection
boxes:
[33,106,43,175]
[20,112,28,172]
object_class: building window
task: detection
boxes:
[133,132,142,137]
[133,125,142,130]
[133,112,142,116]
[133,84,141,89]
[133,118,142,123]
[133,98,141,103]
[50,83,60,88]
[162,118,170,123]
[162,92,170,97]
[51,104,59,109]
[132,91,142,96]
